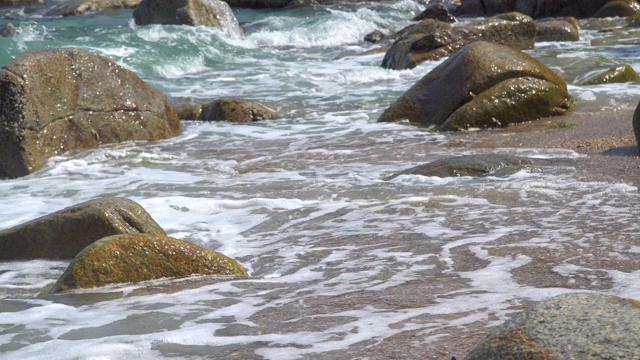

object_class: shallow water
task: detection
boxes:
[1,2,640,359]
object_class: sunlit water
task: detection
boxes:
[1,2,640,359]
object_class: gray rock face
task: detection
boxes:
[386,154,538,179]
[0,197,166,260]
[44,0,142,17]
[379,41,573,130]
[535,19,580,42]
[133,0,242,36]
[453,0,638,19]
[465,293,640,359]
[382,12,535,70]
[0,48,181,179]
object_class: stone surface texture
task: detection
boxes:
[465,292,640,359]
[0,197,166,260]
[44,0,141,16]
[51,233,248,292]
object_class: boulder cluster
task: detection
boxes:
[1,0,640,358]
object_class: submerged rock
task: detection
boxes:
[51,233,248,293]
[466,293,640,359]
[379,41,573,130]
[0,23,17,37]
[535,18,580,41]
[201,99,280,122]
[0,48,181,179]
[382,12,535,70]
[578,64,640,85]
[364,30,386,43]
[44,0,141,16]
[133,0,242,35]
[386,154,538,179]
[0,198,165,260]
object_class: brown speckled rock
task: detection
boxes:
[51,233,248,292]
[0,48,181,179]
[0,197,165,260]
[465,293,640,359]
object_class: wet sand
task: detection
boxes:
[447,109,640,186]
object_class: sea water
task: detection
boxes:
[1,1,640,358]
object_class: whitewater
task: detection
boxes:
[1,1,640,358]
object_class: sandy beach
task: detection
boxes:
[446,109,640,186]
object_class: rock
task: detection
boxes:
[453,0,639,19]
[200,98,280,122]
[0,0,43,7]
[44,0,141,16]
[0,48,180,179]
[386,154,538,179]
[412,3,456,22]
[0,197,166,260]
[535,19,580,41]
[133,0,242,35]
[176,103,203,120]
[0,23,17,37]
[221,0,291,7]
[382,12,535,70]
[378,41,574,130]
[633,99,640,153]
[51,233,248,293]
[465,293,640,359]
[592,0,640,18]
[364,30,386,43]
[578,64,640,85]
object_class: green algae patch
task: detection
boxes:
[51,234,247,293]
[579,64,640,85]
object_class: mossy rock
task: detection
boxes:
[578,64,640,85]
[0,197,165,260]
[386,154,539,179]
[592,0,640,18]
[378,41,574,130]
[535,19,580,42]
[51,233,248,293]
[466,293,640,359]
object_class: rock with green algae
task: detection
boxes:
[465,292,640,359]
[200,98,281,122]
[378,41,574,131]
[51,233,248,293]
[578,64,640,85]
[0,197,165,260]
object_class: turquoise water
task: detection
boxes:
[1,2,640,359]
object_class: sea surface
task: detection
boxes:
[1,1,640,359]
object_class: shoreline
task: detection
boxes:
[446,109,640,186]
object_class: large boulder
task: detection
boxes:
[51,233,248,293]
[465,293,640,359]
[0,48,180,179]
[44,0,142,16]
[386,155,538,179]
[535,18,580,42]
[0,197,166,260]
[382,12,535,70]
[453,0,639,19]
[578,64,640,85]
[133,0,242,35]
[378,41,574,131]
